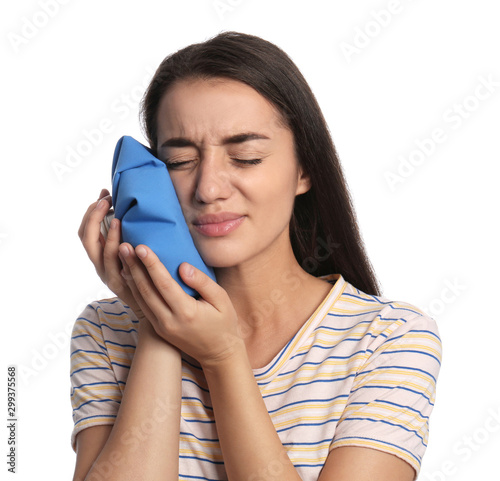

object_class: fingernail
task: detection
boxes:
[110,218,118,229]
[119,244,130,257]
[184,264,194,277]
[136,246,147,259]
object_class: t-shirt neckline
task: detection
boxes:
[251,273,347,381]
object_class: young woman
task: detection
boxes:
[71,31,441,481]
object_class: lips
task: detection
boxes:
[193,212,245,237]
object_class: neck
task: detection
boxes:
[214,240,332,342]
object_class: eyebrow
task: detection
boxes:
[159,132,270,150]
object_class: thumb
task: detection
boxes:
[179,263,223,308]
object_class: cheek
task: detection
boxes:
[260,166,299,201]
[246,175,298,222]
[170,175,194,206]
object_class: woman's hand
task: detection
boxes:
[118,242,244,367]
[78,189,147,324]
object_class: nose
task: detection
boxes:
[194,154,232,204]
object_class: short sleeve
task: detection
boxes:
[330,306,442,477]
[69,302,123,452]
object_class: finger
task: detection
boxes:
[78,199,99,240]
[118,247,134,283]
[78,195,112,244]
[98,188,110,200]
[77,190,110,240]
[179,263,224,309]
[119,243,174,327]
[119,248,160,325]
[81,196,112,274]
[103,218,125,292]
[133,245,192,312]
[120,244,168,302]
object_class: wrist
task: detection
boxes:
[200,337,247,375]
[138,320,179,352]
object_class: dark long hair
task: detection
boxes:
[140,31,381,296]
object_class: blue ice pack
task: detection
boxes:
[111,135,216,296]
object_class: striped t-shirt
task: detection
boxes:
[70,273,442,480]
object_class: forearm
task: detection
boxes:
[85,324,182,480]
[202,341,302,481]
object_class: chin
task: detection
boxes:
[199,252,242,269]
[195,241,251,270]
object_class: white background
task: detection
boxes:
[1,0,499,479]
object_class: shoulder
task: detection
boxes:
[76,297,138,324]
[323,276,442,362]
[336,277,440,332]
[71,297,139,346]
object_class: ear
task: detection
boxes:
[295,167,311,196]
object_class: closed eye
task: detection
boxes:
[232,158,262,165]
[165,159,193,169]
[165,158,263,169]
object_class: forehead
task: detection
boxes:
[156,78,287,142]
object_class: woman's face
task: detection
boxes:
[156,77,310,269]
